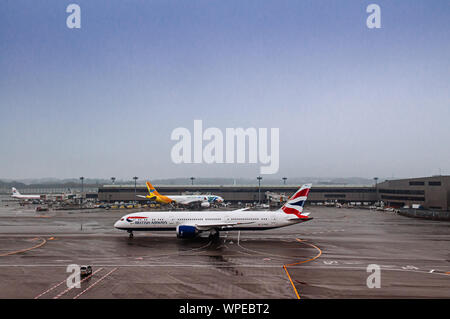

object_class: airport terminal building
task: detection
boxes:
[376,176,450,210]
[98,176,450,211]
[98,184,377,204]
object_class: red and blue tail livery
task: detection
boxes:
[281,184,312,218]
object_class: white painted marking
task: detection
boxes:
[402,265,419,270]
[73,268,117,299]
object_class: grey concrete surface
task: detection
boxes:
[0,200,449,298]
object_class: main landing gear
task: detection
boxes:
[209,229,220,241]
[128,230,134,239]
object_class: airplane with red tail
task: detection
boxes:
[114,184,312,239]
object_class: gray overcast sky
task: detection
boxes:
[0,1,449,180]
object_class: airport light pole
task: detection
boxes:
[133,176,138,204]
[282,177,287,185]
[190,177,195,185]
[79,177,84,207]
[111,177,116,185]
[257,176,262,205]
[374,177,379,205]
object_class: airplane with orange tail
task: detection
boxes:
[137,181,224,208]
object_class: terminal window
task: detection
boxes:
[409,181,425,186]
[381,195,425,201]
[428,181,441,186]
[379,189,424,195]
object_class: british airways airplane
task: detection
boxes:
[114,184,312,239]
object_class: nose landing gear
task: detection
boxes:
[127,230,134,239]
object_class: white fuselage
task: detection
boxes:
[11,194,41,200]
[169,195,209,202]
[114,210,307,232]
[166,194,223,205]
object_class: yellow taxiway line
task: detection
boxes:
[0,237,47,257]
[283,238,322,299]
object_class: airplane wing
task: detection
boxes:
[231,207,251,212]
[194,221,255,231]
[136,195,148,199]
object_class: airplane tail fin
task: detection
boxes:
[280,184,312,219]
[146,181,161,197]
[12,187,20,195]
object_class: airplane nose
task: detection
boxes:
[114,220,122,228]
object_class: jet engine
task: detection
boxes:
[176,225,198,238]
[201,202,211,208]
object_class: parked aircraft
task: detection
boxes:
[11,187,42,200]
[136,181,224,208]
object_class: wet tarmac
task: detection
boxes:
[0,201,449,298]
